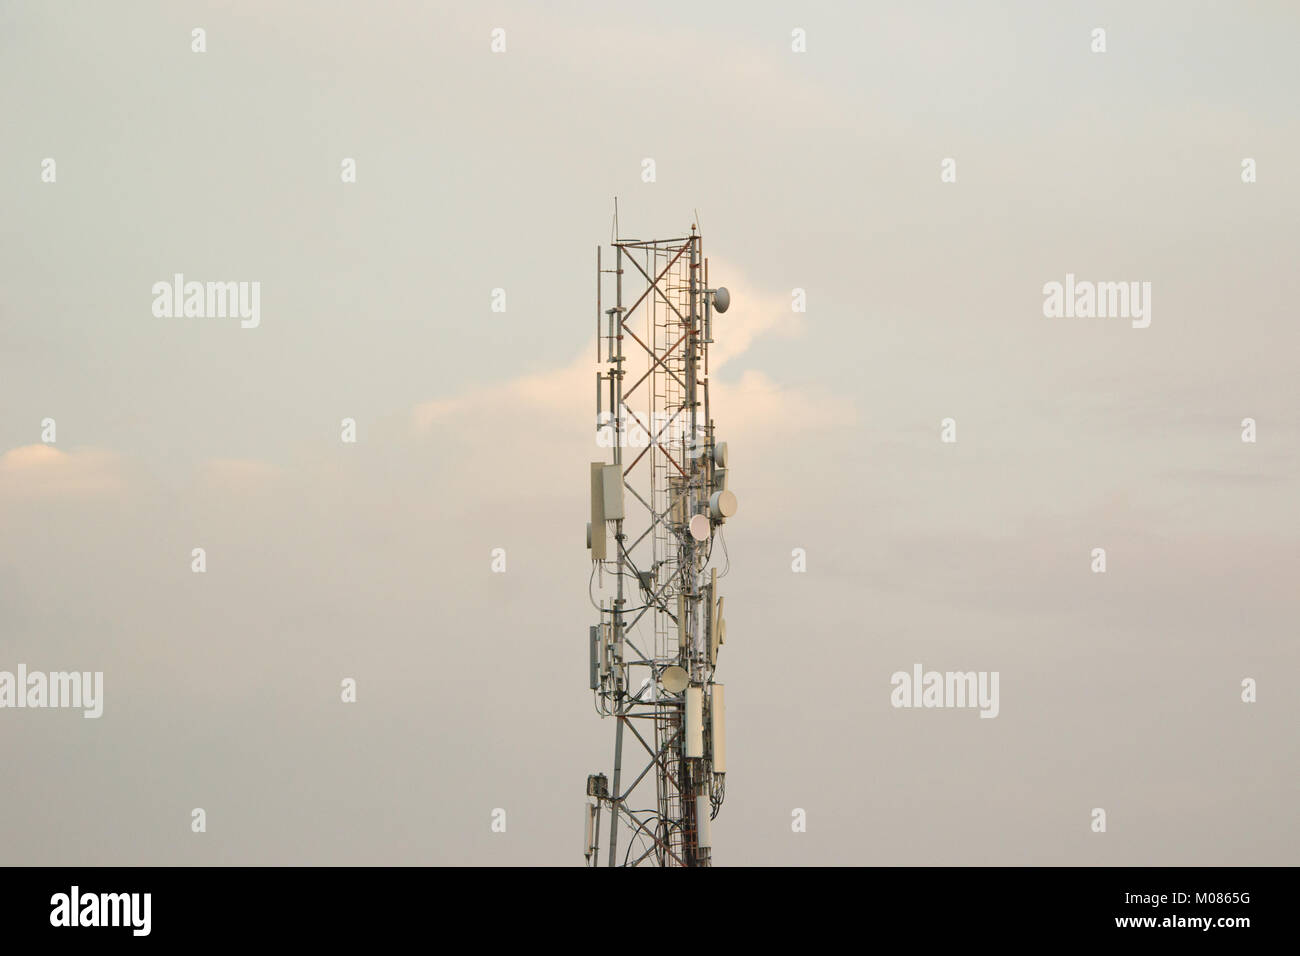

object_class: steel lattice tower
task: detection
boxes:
[584,222,736,867]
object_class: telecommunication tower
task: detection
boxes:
[584,221,737,867]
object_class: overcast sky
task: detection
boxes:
[1,0,1296,865]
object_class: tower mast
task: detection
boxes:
[584,221,737,867]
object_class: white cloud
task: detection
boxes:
[411,261,845,461]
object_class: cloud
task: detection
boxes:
[0,445,125,499]
[705,258,804,369]
[411,261,840,457]
[713,368,855,440]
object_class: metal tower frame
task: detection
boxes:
[584,222,735,867]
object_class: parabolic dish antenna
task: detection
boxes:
[660,665,689,694]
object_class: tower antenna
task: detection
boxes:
[584,220,736,867]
